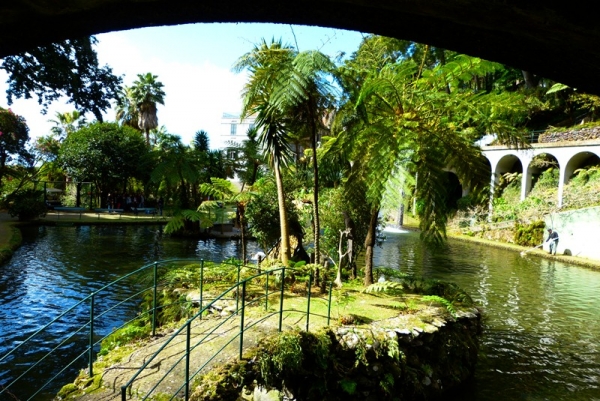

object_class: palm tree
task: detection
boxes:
[234,39,296,264]
[115,86,140,130]
[282,50,338,264]
[130,73,165,146]
[193,130,210,152]
[48,110,85,140]
[234,39,338,264]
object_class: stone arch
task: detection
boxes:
[494,154,523,177]
[563,150,600,184]
[443,171,463,210]
[526,152,560,198]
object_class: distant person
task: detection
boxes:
[158,197,164,216]
[546,228,559,255]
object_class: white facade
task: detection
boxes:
[216,113,257,150]
[544,206,600,259]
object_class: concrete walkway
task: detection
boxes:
[74,312,287,400]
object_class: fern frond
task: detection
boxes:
[363,281,404,294]
[421,295,457,317]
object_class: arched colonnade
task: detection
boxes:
[482,141,600,209]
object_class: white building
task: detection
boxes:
[216,113,257,150]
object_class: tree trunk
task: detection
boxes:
[311,114,321,264]
[239,203,247,263]
[343,211,356,279]
[274,159,290,265]
[522,70,539,89]
[363,207,379,286]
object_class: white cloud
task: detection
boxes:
[1,24,362,147]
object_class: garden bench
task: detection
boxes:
[53,207,87,219]
[132,207,157,218]
[94,208,124,219]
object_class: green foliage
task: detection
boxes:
[100,322,151,354]
[58,122,148,192]
[572,165,600,185]
[319,186,371,268]
[258,331,303,384]
[339,379,357,395]
[0,107,30,187]
[421,295,457,318]
[4,188,47,221]
[456,194,475,211]
[332,289,356,317]
[245,177,301,250]
[363,281,404,295]
[533,167,559,189]
[1,37,122,121]
[513,220,545,246]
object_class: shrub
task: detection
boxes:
[513,220,545,246]
[5,189,47,221]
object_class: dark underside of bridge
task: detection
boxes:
[1,0,599,94]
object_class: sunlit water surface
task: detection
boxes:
[376,229,600,401]
[1,225,600,400]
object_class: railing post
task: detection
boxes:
[185,321,191,400]
[239,281,247,360]
[279,268,285,332]
[236,263,241,314]
[152,261,158,336]
[88,292,95,377]
[199,259,204,319]
[265,271,269,311]
[306,273,313,332]
[121,385,127,401]
[327,281,333,326]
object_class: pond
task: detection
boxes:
[1,225,600,400]
[377,229,600,400]
[0,225,262,400]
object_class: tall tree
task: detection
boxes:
[115,86,140,130]
[0,107,30,189]
[1,37,122,121]
[332,37,530,285]
[234,39,296,265]
[193,130,210,152]
[58,122,147,201]
[130,73,165,146]
[280,50,338,264]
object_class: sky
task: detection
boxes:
[0,23,365,147]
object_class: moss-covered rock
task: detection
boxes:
[191,307,481,401]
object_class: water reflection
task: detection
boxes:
[0,225,261,399]
[376,229,600,400]
[1,226,600,400]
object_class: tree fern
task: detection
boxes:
[363,281,404,294]
[421,295,457,317]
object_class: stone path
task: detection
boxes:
[73,310,292,400]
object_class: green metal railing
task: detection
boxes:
[0,259,334,401]
[120,265,333,400]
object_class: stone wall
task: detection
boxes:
[191,308,481,401]
[544,206,600,259]
[538,126,600,143]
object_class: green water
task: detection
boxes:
[376,229,600,400]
